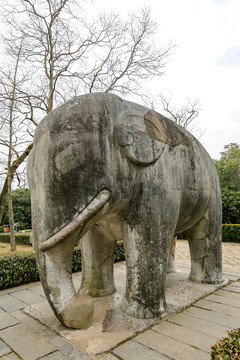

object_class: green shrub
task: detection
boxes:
[0,252,39,290]
[211,328,240,359]
[222,224,240,243]
[0,226,3,233]
[115,241,125,262]
[0,241,126,290]
[0,233,31,245]
[2,188,31,229]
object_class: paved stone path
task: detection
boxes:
[1,240,240,360]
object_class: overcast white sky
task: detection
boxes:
[92,0,240,160]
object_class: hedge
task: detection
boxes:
[178,224,240,243]
[222,224,240,243]
[0,242,125,290]
[0,233,31,245]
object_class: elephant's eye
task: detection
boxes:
[55,144,80,175]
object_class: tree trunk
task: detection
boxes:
[7,169,16,251]
[0,143,33,224]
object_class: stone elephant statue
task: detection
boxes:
[27,93,224,329]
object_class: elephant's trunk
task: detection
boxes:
[35,188,111,329]
[39,188,111,252]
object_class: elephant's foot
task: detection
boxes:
[167,258,176,273]
[81,282,116,297]
[120,296,166,319]
[59,294,94,329]
[189,258,226,285]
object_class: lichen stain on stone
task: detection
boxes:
[144,110,193,148]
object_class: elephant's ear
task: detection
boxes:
[115,120,164,166]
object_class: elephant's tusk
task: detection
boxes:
[39,189,111,252]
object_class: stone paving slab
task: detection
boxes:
[112,340,171,360]
[0,324,56,360]
[38,351,70,360]
[29,285,45,297]
[0,242,240,360]
[184,305,240,329]
[97,354,119,360]
[207,293,240,308]
[135,329,210,360]
[0,309,20,331]
[152,319,218,353]
[8,311,91,360]
[224,284,240,293]
[0,352,20,359]
[194,298,240,318]
[10,289,45,305]
[165,312,231,339]
[0,295,27,313]
[216,288,240,299]
[0,340,11,357]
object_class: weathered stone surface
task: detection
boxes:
[38,351,69,360]
[194,298,240,318]
[1,352,20,360]
[0,324,56,360]
[166,312,230,339]
[0,295,27,312]
[0,309,20,330]
[10,289,45,305]
[216,288,240,300]
[152,319,218,353]
[207,293,240,308]
[113,340,171,360]
[0,340,11,357]
[135,329,210,360]
[184,306,240,328]
[27,92,223,328]
[224,284,240,293]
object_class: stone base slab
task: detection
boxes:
[24,263,228,356]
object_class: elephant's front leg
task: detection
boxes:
[121,220,174,318]
[121,185,179,319]
[80,224,116,297]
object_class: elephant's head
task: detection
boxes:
[27,92,191,328]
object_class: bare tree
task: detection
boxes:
[0,43,28,250]
[159,95,203,137]
[0,0,173,219]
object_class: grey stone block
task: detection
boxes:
[98,354,120,360]
[153,319,218,353]
[113,340,171,360]
[0,309,20,330]
[216,289,240,300]
[0,295,27,312]
[224,284,240,293]
[135,329,210,360]
[10,289,45,305]
[207,293,240,308]
[39,351,69,359]
[0,324,56,360]
[184,306,240,329]
[56,341,91,360]
[194,299,240,318]
[29,285,45,297]
[166,312,230,339]
[0,353,20,360]
[0,340,11,357]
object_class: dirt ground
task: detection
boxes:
[0,242,34,255]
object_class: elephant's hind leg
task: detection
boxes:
[80,225,116,297]
[167,235,177,273]
[186,199,224,284]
